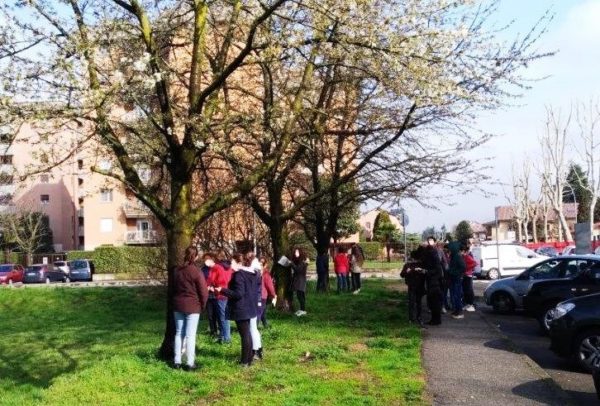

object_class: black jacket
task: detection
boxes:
[400,261,426,293]
[291,261,307,292]
[422,246,444,291]
[221,268,258,321]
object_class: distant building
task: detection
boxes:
[358,209,404,241]
[482,203,578,242]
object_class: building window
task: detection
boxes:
[40,174,49,184]
[100,218,113,233]
[41,194,50,205]
[0,155,12,165]
[0,174,13,185]
[78,178,84,186]
[100,188,113,203]
[77,159,84,170]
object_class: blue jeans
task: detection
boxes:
[336,274,347,292]
[216,299,231,343]
[174,311,200,366]
[449,276,464,314]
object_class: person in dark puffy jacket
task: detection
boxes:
[400,246,426,325]
[290,247,308,316]
[214,253,258,367]
[422,243,444,326]
[447,240,466,319]
[172,246,208,371]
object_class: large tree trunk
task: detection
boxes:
[532,217,538,243]
[556,210,572,242]
[270,222,292,311]
[158,222,194,360]
[314,224,330,293]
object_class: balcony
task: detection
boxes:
[122,202,152,218]
[124,230,157,245]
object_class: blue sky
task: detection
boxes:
[402,0,600,233]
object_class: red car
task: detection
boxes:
[0,264,25,284]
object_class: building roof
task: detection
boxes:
[469,221,487,233]
[494,203,578,222]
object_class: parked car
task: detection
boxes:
[535,246,559,257]
[523,257,600,331]
[483,257,584,313]
[0,264,25,284]
[472,244,548,280]
[548,293,600,372]
[562,245,576,256]
[68,259,95,282]
[22,264,68,283]
[53,261,70,275]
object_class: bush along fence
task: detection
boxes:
[66,246,167,277]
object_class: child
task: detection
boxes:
[400,247,427,325]
[462,244,477,312]
[333,247,350,293]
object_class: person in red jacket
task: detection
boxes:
[462,244,477,312]
[259,256,277,328]
[333,247,350,293]
[172,246,208,371]
[205,252,233,344]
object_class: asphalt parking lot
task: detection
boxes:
[474,280,598,405]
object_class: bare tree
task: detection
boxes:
[540,107,573,242]
[575,99,600,237]
[0,208,50,265]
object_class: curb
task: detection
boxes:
[477,310,576,406]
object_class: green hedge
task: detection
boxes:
[359,242,382,260]
[67,246,166,275]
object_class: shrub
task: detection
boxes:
[66,246,166,276]
[358,242,382,260]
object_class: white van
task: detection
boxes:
[471,244,548,280]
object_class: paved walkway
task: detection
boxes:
[422,309,574,405]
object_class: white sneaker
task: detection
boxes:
[442,307,447,314]
[295,310,302,316]
[299,311,307,316]
[465,305,476,312]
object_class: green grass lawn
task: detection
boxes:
[0,280,423,405]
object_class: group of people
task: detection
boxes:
[400,236,477,326]
[332,244,365,294]
[170,246,309,370]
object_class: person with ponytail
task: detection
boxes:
[213,253,259,367]
[172,246,208,371]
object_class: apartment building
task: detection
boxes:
[3,123,159,252]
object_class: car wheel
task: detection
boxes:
[574,329,600,373]
[537,302,559,334]
[64,277,70,283]
[491,291,515,313]
[45,277,51,284]
[488,268,500,280]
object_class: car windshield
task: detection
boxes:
[70,260,88,270]
[0,265,13,273]
[26,266,43,272]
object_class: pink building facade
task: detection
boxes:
[3,123,159,252]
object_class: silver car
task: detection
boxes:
[483,256,588,313]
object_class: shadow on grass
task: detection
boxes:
[0,287,166,389]
[0,279,416,394]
